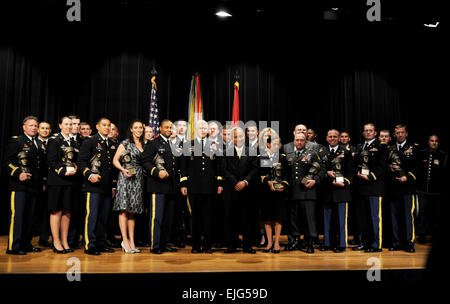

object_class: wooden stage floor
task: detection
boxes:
[0,236,430,274]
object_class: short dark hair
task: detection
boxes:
[39,121,51,127]
[380,129,390,134]
[68,115,80,120]
[59,116,71,124]
[23,116,38,125]
[363,123,376,131]
[96,117,110,125]
[395,124,408,132]
[80,122,90,127]
[160,119,172,126]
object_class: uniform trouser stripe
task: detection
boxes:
[186,196,192,215]
[84,192,91,250]
[345,202,348,247]
[151,194,156,249]
[378,196,383,249]
[8,192,16,251]
[411,195,416,243]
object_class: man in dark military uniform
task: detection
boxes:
[169,119,190,248]
[353,123,388,253]
[77,117,118,255]
[339,131,359,246]
[222,127,258,253]
[321,130,354,253]
[36,121,52,248]
[180,120,223,253]
[388,124,420,253]
[286,133,325,253]
[284,124,319,251]
[416,134,448,244]
[3,116,43,255]
[67,115,85,249]
[142,119,179,254]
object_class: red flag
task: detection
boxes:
[231,81,239,127]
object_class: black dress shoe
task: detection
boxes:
[150,248,163,254]
[191,248,203,253]
[306,246,314,254]
[6,249,26,255]
[372,248,383,252]
[243,247,256,254]
[224,248,237,254]
[162,246,178,252]
[53,247,67,254]
[389,244,402,251]
[38,240,51,248]
[203,248,213,254]
[320,245,332,251]
[98,247,115,253]
[364,248,374,253]
[333,247,346,253]
[24,246,41,252]
[404,245,415,253]
[352,245,366,251]
[84,248,100,255]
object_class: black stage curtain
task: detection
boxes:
[0,9,447,233]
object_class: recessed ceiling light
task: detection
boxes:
[216,10,232,18]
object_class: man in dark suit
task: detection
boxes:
[180,120,223,253]
[3,116,44,255]
[353,123,388,253]
[286,133,326,253]
[321,129,354,253]
[388,124,420,253]
[142,119,179,254]
[77,117,118,255]
[222,127,258,253]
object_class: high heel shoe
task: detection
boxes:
[273,244,281,254]
[63,247,74,253]
[262,245,273,253]
[53,243,66,254]
[121,242,134,254]
[131,248,141,253]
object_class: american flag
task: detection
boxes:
[149,75,160,137]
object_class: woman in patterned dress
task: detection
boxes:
[112,120,145,253]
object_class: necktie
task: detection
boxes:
[295,151,300,159]
[105,139,109,148]
[32,137,39,149]
[363,143,368,150]
[237,148,242,159]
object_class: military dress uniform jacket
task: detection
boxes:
[259,151,290,190]
[222,146,258,187]
[285,148,325,201]
[387,140,420,196]
[142,135,178,194]
[179,139,223,194]
[3,134,43,193]
[355,139,388,196]
[418,148,448,194]
[323,146,354,203]
[46,134,78,186]
[77,133,118,194]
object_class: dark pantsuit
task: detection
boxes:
[7,191,37,251]
[189,194,214,250]
[224,190,253,249]
[323,202,348,248]
[391,194,416,247]
[288,200,302,243]
[83,192,111,250]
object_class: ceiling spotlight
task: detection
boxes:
[424,21,439,28]
[216,10,232,18]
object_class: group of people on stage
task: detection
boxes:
[3,115,447,256]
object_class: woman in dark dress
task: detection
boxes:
[47,116,79,253]
[112,120,145,253]
[259,132,289,253]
